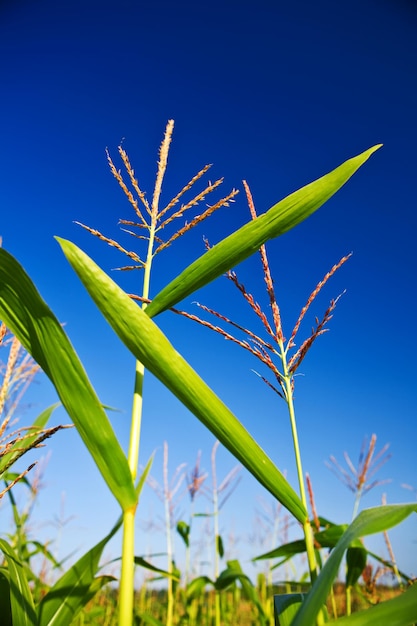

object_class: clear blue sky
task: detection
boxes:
[1,0,416,583]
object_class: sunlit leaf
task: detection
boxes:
[186,576,213,602]
[0,249,136,512]
[254,522,360,561]
[57,239,308,524]
[146,145,381,317]
[326,582,417,625]
[291,504,417,626]
[136,453,154,499]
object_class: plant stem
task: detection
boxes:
[280,344,325,626]
[346,585,352,616]
[212,442,221,626]
[163,442,174,626]
[118,202,157,625]
[280,347,318,584]
[119,507,137,624]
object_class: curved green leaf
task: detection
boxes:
[217,560,267,624]
[176,521,190,547]
[0,539,36,626]
[292,504,417,626]
[254,522,362,561]
[133,557,180,580]
[37,516,122,626]
[326,582,417,626]
[57,238,307,524]
[186,576,213,602]
[0,249,136,512]
[146,145,381,317]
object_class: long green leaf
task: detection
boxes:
[0,539,36,626]
[254,522,361,561]
[37,516,122,626]
[186,576,213,602]
[146,145,381,317]
[57,239,307,524]
[0,249,136,512]
[134,557,180,580]
[326,582,417,625]
[291,504,417,626]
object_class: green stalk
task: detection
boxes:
[346,585,352,616]
[118,211,157,625]
[279,342,324,626]
[212,444,221,626]
[163,443,174,626]
[118,507,136,623]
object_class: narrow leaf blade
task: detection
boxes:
[0,249,136,511]
[146,145,381,317]
[326,582,417,626]
[292,504,417,626]
[134,557,180,580]
[57,239,307,523]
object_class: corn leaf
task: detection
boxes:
[0,570,12,626]
[0,249,136,512]
[326,582,417,625]
[134,557,180,580]
[218,560,267,624]
[291,504,417,626]
[0,539,36,626]
[274,594,308,626]
[254,522,362,561]
[57,239,308,524]
[186,576,213,602]
[146,145,381,318]
[37,516,122,626]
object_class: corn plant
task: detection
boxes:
[0,324,65,495]
[0,122,415,625]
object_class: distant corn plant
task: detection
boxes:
[326,434,392,520]
[0,323,65,498]
[1,122,415,626]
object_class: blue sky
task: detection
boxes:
[1,0,416,583]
